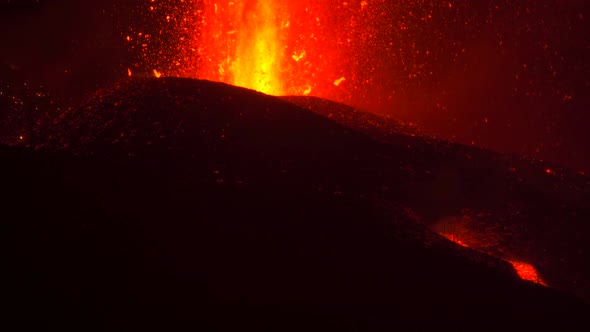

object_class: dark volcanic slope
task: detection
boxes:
[282,95,427,139]
[0,67,59,146]
[2,77,588,330]
[287,93,590,303]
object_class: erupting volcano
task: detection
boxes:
[131,0,562,289]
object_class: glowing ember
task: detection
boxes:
[334,77,346,87]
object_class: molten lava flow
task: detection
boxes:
[440,232,548,287]
[508,260,548,287]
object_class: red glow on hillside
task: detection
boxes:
[440,233,468,247]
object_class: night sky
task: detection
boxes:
[1,0,589,172]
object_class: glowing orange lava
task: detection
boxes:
[198,1,285,95]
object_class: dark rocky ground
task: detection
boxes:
[1,77,589,330]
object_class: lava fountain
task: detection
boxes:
[130,0,382,100]
[199,0,285,95]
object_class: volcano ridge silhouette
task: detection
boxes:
[1,77,588,330]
